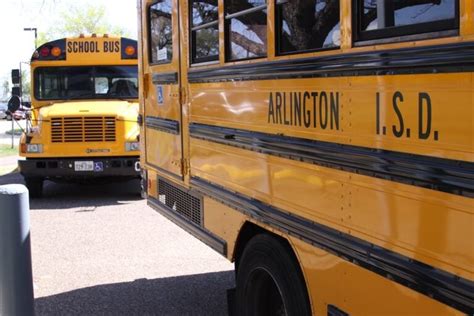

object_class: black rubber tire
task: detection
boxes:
[24,177,44,198]
[235,234,312,316]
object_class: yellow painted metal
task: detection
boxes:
[141,0,184,178]
[461,0,474,37]
[138,0,147,167]
[23,35,139,160]
[145,128,182,175]
[24,101,139,158]
[140,1,474,314]
[191,138,473,280]
[147,168,158,198]
[203,197,247,261]
[189,73,473,161]
[290,237,464,315]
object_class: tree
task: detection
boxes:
[37,3,130,46]
[1,79,9,100]
[21,69,31,100]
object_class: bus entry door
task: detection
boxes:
[143,0,184,179]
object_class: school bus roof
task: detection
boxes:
[30,36,138,65]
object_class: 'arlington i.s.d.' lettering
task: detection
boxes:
[267,91,340,130]
[376,91,439,141]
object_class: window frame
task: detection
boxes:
[275,0,341,56]
[353,0,460,45]
[148,0,174,65]
[224,1,268,62]
[189,0,220,65]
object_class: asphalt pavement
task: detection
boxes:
[0,163,235,315]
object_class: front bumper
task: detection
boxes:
[19,156,140,179]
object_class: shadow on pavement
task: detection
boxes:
[35,270,235,315]
[0,171,142,210]
[0,169,22,185]
[31,179,142,211]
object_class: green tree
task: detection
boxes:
[21,69,31,100]
[1,79,9,100]
[38,4,131,46]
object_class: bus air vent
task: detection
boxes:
[51,116,116,143]
[157,178,202,226]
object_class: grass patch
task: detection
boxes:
[0,144,18,157]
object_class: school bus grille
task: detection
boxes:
[158,178,202,226]
[50,116,116,143]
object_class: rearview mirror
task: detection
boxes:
[7,95,21,113]
[11,69,20,85]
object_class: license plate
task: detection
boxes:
[74,161,94,171]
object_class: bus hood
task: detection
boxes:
[37,100,139,120]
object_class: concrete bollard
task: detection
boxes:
[0,184,35,316]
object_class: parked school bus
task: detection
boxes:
[138,1,473,314]
[18,35,140,197]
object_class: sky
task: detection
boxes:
[0,0,138,98]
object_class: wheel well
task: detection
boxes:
[233,222,299,275]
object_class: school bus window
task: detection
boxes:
[276,0,340,55]
[34,66,138,100]
[149,0,173,64]
[190,0,219,64]
[225,0,267,61]
[355,0,458,42]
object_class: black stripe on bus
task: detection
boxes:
[148,196,227,256]
[188,42,474,83]
[189,123,474,198]
[145,116,180,135]
[190,176,474,314]
[152,72,178,85]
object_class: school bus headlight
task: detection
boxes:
[125,142,139,151]
[26,144,43,153]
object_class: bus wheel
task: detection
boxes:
[235,234,311,316]
[24,177,44,198]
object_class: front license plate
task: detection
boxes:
[74,161,94,171]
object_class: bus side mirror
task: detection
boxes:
[11,69,20,85]
[7,95,21,113]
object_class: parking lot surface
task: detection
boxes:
[0,171,235,315]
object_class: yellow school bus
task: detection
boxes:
[138,1,473,314]
[19,35,140,197]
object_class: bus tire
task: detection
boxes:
[24,177,44,198]
[235,233,311,316]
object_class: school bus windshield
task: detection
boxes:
[34,65,138,100]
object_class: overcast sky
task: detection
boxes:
[0,0,138,93]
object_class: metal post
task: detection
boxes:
[0,184,35,316]
[11,117,14,149]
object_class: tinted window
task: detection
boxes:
[277,0,340,55]
[34,66,138,100]
[225,0,267,61]
[357,0,458,41]
[191,0,219,63]
[149,0,173,64]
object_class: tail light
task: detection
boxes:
[31,39,66,61]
